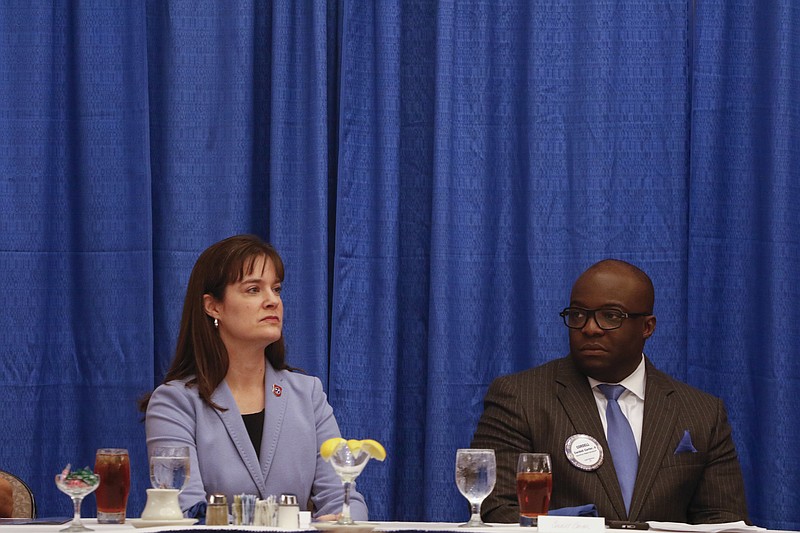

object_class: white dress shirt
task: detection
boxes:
[587,355,646,452]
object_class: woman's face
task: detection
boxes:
[205,255,283,352]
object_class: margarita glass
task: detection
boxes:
[321,438,386,525]
[55,465,100,532]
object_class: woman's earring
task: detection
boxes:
[214,318,219,329]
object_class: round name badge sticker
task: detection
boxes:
[565,434,603,471]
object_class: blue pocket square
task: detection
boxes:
[674,429,698,454]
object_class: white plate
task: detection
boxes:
[128,518,199,528]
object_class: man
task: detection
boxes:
[471,259,748,523]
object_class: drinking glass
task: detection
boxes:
[516,453,552,518]
[327,443,372,525]
[455,448,496,527]
[149,446,190,490]
[55,465,100,532]
[142,446,191,521]
[94,448,130,523]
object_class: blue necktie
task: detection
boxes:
[597,384,638,515]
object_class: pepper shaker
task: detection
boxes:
[277,493,300,529]
[206,494,229,526]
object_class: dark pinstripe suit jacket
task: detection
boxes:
[471,356,748,523]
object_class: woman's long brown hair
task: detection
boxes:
[139,235,288,412]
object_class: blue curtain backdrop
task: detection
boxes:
[0,1,797,529]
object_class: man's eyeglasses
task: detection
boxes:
[559,307,651,331]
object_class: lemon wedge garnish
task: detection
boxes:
[321,437,387,462]
[320,437,346,460]
[358,439,386,461]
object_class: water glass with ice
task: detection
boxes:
[141,446,190,521]
[455,448,496,527]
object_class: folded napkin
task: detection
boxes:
[549,504,599,517]
[185,500,207,524]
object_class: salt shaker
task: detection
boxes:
[206,494,229,526]
[277,493,300,529]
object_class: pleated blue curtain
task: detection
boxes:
[688,2,800,529]
[0,0,155,518]
[0,0,798,529]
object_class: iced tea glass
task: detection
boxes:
[516,453,552,518]
[94,448,130,524]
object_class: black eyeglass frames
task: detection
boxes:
[559,307,651,331]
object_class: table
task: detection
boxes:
[0,520,781,533]
[0,520,509,533]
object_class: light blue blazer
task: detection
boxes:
[145,363,368,520]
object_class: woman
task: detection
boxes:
[141,235,367,521]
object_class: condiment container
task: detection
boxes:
[206,494,229,526]
[277,493,299,529]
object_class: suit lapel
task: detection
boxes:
[556,359,628,519]
[261,365,287,485]
[211,380,268,496]
[628,359,676,521]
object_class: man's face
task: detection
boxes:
[568,266,655,383]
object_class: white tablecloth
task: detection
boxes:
[0,519,781,533]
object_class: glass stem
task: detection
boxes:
[340,481,353,524]
[71,496,83,525]
[469,502,481,524]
